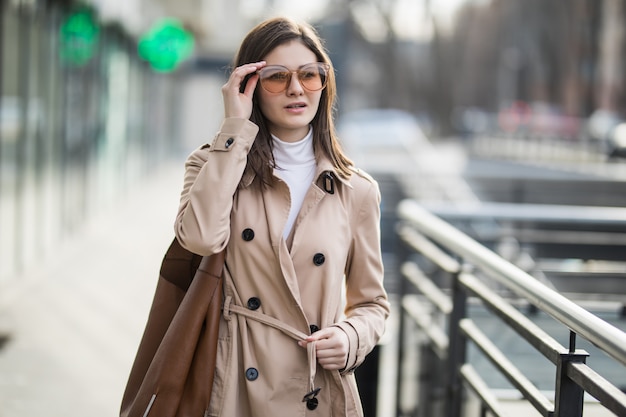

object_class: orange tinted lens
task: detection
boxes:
[298,64,327,91]
[260,67,291,93]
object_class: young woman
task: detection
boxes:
[174,16,390,416]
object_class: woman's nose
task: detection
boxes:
[286,73,304,95]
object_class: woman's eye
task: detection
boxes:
[268,72,289,81]
[300,71,317,80]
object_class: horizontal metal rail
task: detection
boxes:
[459,364,506,417]
[402,295,449,358]
[397,224,460,274]
[398,199,626,367]
[421,201,626,226]
[567,362,626,416]
[459,272,565,363]
[459,318,554,416]
[402,262,453,315]
[395,199,626,417]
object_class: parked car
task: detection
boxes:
[588,109,626,158]
[608,122,626,158]
[337,108,427,171]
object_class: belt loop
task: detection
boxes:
[223,295,232,320]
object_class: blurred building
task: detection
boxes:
[0,0,333,287]
[3,0,626,287]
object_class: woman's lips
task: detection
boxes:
[285,102,307,113]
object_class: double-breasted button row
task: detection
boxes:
[309,324,320,334]
[245,367,258,381]
[247,297,261,310]
[242,228,255,241]
[242,228,326,268]
[313,253,325,266]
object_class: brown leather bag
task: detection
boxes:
[120,238,225,417]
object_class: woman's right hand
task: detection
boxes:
[222,61,266,120]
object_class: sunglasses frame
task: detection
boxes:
[257,62,331,93]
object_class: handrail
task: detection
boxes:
[421,201,626,226]
[398,199,626,367]
[459,318,554,415]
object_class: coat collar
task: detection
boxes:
[240,155,353,191]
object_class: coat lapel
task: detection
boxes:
[261,181,303,306]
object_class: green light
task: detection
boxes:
[60,9,100,67]
[138,19,195,72]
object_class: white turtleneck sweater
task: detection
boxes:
[272,127,317,241]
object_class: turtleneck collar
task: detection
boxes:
[271,126,315,168]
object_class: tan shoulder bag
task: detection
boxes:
[120,238,225,417]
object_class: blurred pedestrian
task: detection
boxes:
[174,16,389,416]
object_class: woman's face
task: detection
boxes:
[257,41,323,143]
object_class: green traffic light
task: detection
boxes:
[59,9,100,66]
[138,18,194,72]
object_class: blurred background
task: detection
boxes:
[1,0,626,416]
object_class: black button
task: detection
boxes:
[310,324,320,334]
[247,297,261,310]
[306,398,318,410]
[245,367,258,381]
[242,228,255,241]
[313,253,325,266]
[225,137,235,149]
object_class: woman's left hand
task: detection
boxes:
[298,327,349,370]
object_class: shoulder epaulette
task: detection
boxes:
[349,166,376,184]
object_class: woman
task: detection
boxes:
[175,16,390,416]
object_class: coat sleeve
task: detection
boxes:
[174,118,259,256]
[334,178,390,374]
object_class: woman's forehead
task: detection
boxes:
[262,40,317,67]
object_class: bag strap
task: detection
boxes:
[197,249,226,280]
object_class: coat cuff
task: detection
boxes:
[333,322,359,374]
[210,118,258,152]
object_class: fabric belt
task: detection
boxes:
[222,296,320,403]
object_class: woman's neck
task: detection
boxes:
[268,125,312,143]
[272,127,314,167]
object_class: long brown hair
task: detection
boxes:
[233,17,352,187]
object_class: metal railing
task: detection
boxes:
[395,199,626,417]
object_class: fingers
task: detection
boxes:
[316,345,348,370]
[306,326,333,342]
[224,61,265,94]
[241,73,259,96]
[222,61,265,119]
[298,327,349,370]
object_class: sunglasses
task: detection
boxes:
[257,62,331,93]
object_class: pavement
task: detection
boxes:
[0,159,187,417]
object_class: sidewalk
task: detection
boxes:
[0,159,186,417]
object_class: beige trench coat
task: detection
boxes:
[174,118,390,417]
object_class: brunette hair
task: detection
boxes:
[233,16,352,187]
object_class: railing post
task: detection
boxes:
[396,223,410,417]
[554,331,588,417]
[445,265,467,417]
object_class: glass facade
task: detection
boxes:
[0,1,181,283]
